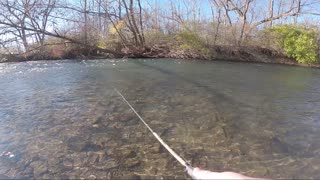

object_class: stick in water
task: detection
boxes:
[114,88,193,171]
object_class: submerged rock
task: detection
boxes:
[124,158,141,168]
[123,150,137,159]
[104,159,119,170]
[67,138,103,152]
[87,152,100,165]
[149,144,163,154]
[63,159,73,168]
[72,153,88,167]
[87,174,97,179]
[30,160,48,177]
[67,137,88,152]
[270,137,290,154]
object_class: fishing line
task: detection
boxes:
[114,87,193,172]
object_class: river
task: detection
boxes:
[0,59,320,179]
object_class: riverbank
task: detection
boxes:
[1,45,320,68]
[141,44,320,68]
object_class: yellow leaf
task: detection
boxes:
[109,20,125,34]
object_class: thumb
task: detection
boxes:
[186,165,194,177]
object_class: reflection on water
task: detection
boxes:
[0,59,320,179]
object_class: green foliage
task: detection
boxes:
[266,25,318,64]
[176,31,212,58]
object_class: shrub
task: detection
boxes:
[266,25,318,64]
[175,31,212,58]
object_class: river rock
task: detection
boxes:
[122,150,137,159]
[253,166,269,176]
[124,158,141,168]
[63,159,73,168]
[104,159,119,169]
[87,152,100,165]
[67,137,88,152]
[270,137,290,154]
[92,124,99,128]
[149,144,163,154]
[82,143,103,152]
[73,153,88,167]
[30,160,48,177]
[87,174,97,179]
[106,148,115,155]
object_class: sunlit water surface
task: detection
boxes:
[0,59,320,179]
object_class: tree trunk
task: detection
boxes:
[84,0,88,45]
[269,0,274,27]
[20,17,29,52]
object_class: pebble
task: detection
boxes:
[120,149,137,159]
[104,159,119,169]
[149,144,163,154]
[73,153,88,167]
[88,174,97,179]
[124,159,141,168]
[30,161,48,177]
[63,159,73,167]
[87,152,99,165]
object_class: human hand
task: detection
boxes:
[187,167,261,179]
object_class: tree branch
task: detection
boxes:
[0,21,124,56]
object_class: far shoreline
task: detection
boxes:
[1,46,320,69]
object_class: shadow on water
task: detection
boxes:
[133,60,253,109]
[130,60,267,142]
[127,60,320,178]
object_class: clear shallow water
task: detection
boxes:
[0,59,320,179]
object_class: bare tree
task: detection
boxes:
[122,0,145,47]
[250,0,304,28]
[28,0,57,47]
[0,0,126,57]
[209,0,312,45]
[294,0,301,24]
[0,20,124,55]
[0,0,34,51]
[211,0,222,44]
[83,0,88,44]
[223,0,254,45]
[0,0,58,53]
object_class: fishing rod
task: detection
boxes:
[111,66,258,180]
[114,88,194,173]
